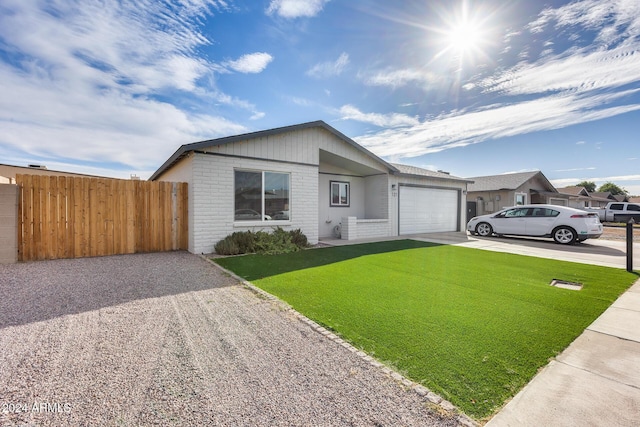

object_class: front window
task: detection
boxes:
[330,181,350,207]
[235,170,290,221]
[515,192,527,205]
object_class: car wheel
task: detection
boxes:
[476,222,493,237]
[553,226,576,245]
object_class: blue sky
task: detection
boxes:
[1,0,639,194]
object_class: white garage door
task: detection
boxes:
[399,186,459,234]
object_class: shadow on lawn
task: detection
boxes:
[215,239,441,281]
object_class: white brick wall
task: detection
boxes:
[341,217,390,240]
[190,153,319,254]
[356,219,391,239]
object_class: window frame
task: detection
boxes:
[330,181,350,207]
[234,169,291,222]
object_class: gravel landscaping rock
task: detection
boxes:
[0,252,462,426]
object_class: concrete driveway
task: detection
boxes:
[412,231,640,269]
[0,252,458,427]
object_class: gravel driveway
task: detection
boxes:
[0,252,460,426]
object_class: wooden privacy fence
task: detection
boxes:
[16,174,188,261]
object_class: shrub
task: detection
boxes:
[214,236,240,255]
[214,228,310,255]
[230,231,256,253]
[289,228,309,248]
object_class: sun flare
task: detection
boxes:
[446,21,482,54]
[433,1,495,68]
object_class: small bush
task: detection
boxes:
[214,228,310,255]
[289,229,309,248]
[230,231,256,253]
[214,236,240,255]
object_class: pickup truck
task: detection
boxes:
[589,202,640,223]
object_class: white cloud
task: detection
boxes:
[554,167,596,172]
[480,43,640,96]
[0,0,250,173]
[226,52,274,74]
[351,90,640,158]
[362,68,441,89]
[267,0,330,19]
[338,105,420,128]
[306,52,349,78]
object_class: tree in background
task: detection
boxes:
[577,181,596,192]
[598,182,628,195]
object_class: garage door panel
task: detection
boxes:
[399,186,458,234]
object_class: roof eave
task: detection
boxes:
[395,171,474,183]
[149,120,399,180]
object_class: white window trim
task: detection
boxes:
[330,181,350,207]
[234,169,291,223]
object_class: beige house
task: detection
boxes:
[466,171,569,217]
[556,186,615,209]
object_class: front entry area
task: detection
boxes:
[399,185,460,234]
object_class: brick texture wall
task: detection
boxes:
[191,153,319,254]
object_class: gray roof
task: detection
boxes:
[589,192,616,201]
[467,171,552,192]
[391,163,472,183]
[556,186,589,196]
[150,121,397,181]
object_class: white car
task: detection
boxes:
[467,204,603,244]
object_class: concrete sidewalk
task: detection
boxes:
[323,232,640,425]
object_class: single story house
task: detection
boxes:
[555,186,615,209]
[466,171,569,217]
[150,120,472,254]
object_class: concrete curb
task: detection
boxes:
[203,255,478,427]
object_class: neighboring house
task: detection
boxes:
[556,186,593,209]
[589,191,623,204]
[556,186,614,209]
[0,163,107,183]
[629,196,640,203]
[466,171,569,217]
[150,120,472,254]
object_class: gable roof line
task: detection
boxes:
[150,120,398,181]
[390,163,473,183]
[466,170,556,192]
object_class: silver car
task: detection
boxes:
[467,204,603,244]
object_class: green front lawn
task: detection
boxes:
[215,241,638,420]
